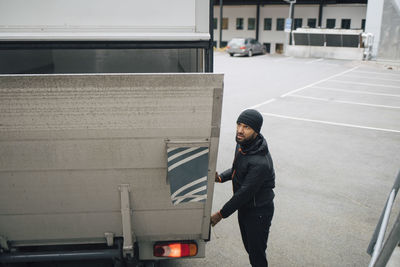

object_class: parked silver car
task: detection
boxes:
[226,38,265,57]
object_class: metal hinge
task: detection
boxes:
[0,236,9,251]
[119,184,135,258]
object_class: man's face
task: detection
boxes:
[236,122,258,144]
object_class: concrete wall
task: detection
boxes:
[322,4,367,28]
[259,5,290,54]
[215,5,257,41]
[365,0,385,58]
[214,4,367,54]
[286,45,364,60]
[377,0,400,62]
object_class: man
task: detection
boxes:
[211,109,275,267]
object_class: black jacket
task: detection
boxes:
[219,134,275,218]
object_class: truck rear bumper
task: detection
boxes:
[0,249,121,263]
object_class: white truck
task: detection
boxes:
[0,1,223,266]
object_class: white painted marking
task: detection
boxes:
[289,94,400,109]
[187,195,207,203]
[248,98,276,109]
[344,75,400,82]
[261,112,400,133]
[168,147,199,161]
[172,185,207,204]
[329,79,400,89]
[313,86,400,98]
[167,147,180,153]
[353,70,400,77]
[306,58,324,64]
[173,194,207,205]
[170,176,207,200]
[168,149,209,172]
[322,63,342,66]
[280,66,359,98]
[173,186,207,200]
[274,56,293,62]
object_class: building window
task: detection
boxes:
[236,18,244,30]
[222,18,228,30]
[294,18,303,30]
[213,18,218,30]
[361,19,366,31]
[326,19,336,29]
[248,18,256,30]
[264,18,272,31]
[307,18,317,28]
[276,18,284,31]
[341,19,351,29]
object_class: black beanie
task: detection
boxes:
[237,109,263,133]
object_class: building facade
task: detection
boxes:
[214,3,367,54]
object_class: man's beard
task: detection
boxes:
[236,132,257,145]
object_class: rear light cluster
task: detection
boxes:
[240,46,246,50]
[226,45,230,49]
[153,242,198,258]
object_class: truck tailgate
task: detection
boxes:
[0,73,223,251]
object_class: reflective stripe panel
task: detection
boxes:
[167,146,209,205]
[168,148,209,172]
[168,147,199,162]
[170,177,207,200]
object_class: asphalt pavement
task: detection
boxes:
[162,52,400,267]
[3,53,399,267]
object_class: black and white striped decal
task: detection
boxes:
[167,146,209,205]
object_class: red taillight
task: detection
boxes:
[240,46,246,50]
[226,45,230,49]
[154,242,198,258]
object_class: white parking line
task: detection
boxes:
[247,66,360,110]
[306,58,324,64]
[273,56,293,62]
[353,70,400,77]
[322,62,343,66]
[288,94,400,109]
[329,79,400,89]
[313,86,400,98]
[280,66,359,98]
[261,112,400,133]
[248,98,276,109]
[344,75,400,83]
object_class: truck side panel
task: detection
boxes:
[0,0,210,41]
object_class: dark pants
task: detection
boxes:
[238,204,274,267]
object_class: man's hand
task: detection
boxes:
[210,212,222,227]
[215,172,221,183]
